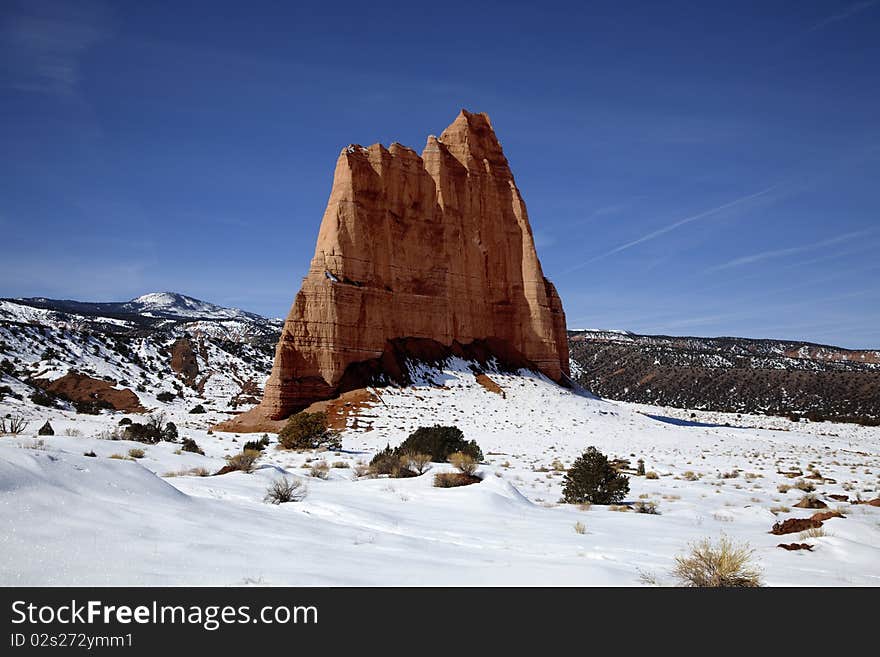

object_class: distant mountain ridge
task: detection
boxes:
[569,329,880,422]
[6,291,270,323]
[0,292,282,417]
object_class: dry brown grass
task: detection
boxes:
[448,452,478,476]
[225,449,260,474]
[672,536,762,587]
[433,472,480,488]
[309,461,330,479]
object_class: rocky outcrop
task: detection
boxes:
[223,110,568,430]
[39,372,145,413]
[170,338,199,385]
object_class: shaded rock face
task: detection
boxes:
[241,110,568,425]
[41,372,145,413]
[170,338,199,385]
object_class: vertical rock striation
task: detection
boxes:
[229,110,568,429]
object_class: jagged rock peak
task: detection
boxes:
[220,110,569,431]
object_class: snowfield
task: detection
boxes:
[1,361,879,586]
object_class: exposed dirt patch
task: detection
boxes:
[214,387,380,434]
[213,409,285,434]
[811,510,845,522]
[771,517,823,535]
[475,373,505,397]
[777,543,814,551]
[303,388,380,432]
[828,494,849,502]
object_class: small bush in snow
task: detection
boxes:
[309,461,330,479]
[243,435,270,452]
[369,444,400,476]
[0,413,28,436]
[0,413,28,435]
[83,451,96,458]
[633,500,660,514]
[156,391,175,403]
[433,472,480,488]
[645,471,659,480]
[189,404,206,414]
[128,448,145,459]
[402,452,432,475]
[181,437,204,455]
[672,536,762,588]
[118,417,132,426]
[448,451,478,476]
[264,477,306,504]
[278,411,340,450]
[562,447,630,505]
[29,389,58,408]
[574,521,587,534]
[225,449,260,474]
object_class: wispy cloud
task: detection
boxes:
[803,1,879,36]
[566,185,779,272]
[1,0,111,96]
[706,228,875,272]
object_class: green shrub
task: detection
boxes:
[369,444,401,476]
[189,404,206,414]
[396,425,482,462]
[243,435,271,452]
[30,389,58,408]
[73,398,113,415]
[156,391,176,403]
[562,446,630,504]
[278,412,340,450]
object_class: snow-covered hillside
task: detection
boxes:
[0,293,280,417]
[1,358,878,586]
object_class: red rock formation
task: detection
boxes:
[225,110,568,430]
[38,371,145,413]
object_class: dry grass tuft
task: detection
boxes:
[672,536,762,587]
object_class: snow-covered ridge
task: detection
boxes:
[129,292,266,322]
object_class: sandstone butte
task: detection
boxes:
[220,110,569,432]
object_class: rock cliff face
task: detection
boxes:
[230,110,568,429]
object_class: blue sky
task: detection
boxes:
[2,1,878,347]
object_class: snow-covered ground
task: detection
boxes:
[1,361,878,586]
